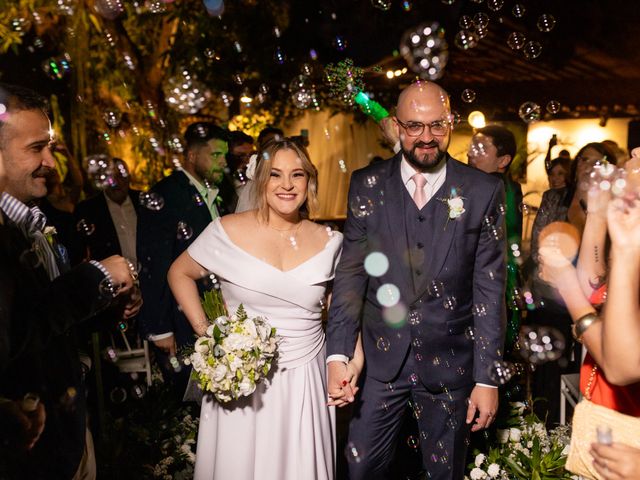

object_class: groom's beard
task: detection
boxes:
[402,140,447,173]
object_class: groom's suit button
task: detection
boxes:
[418,215,425,222]
[417,242,424,249]
[415,269,422,276]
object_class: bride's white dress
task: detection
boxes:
[187,218,343,480]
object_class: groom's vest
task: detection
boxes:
[403,184,442,296]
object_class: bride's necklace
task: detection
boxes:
[267,221,303,247]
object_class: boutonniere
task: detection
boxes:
[43,226,58,246]
[438,188,466,229]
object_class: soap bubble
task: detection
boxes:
[139,191,165,211]
[488,360,515,384]
[537,14,556,32]
[518,325,566,365]
[349,195,374,218]
[523,40,542,60]
[518,102,541,123]
[377,283,401,307]
[177,221,193,241]
[507,32,526,50]
[461,89,476,103]
[512,4,525,18]
[454,30,479,50]
[365,252,390,277]
[546,100,561,114]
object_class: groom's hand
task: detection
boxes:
[466,385,498,432]
[327,361,355,406]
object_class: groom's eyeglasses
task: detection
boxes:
[395,118,450,137]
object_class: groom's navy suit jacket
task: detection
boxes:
[327,154,506,390]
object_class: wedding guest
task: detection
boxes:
[528,141,617,425]
[227,130,255,199]
[537,169,640,480]
[467,125,523,349]
[137,123,234,392]
[0,82,138,479]
[547,157,572,190]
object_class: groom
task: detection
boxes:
[327,81,506,479]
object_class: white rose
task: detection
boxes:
[223,333,245,351]
[487,463,500,478]
[238,377,255,396]
[509,427,522,442]
[243,319,258,338]
[511,401,526,415]
[206,325,215,337]
[227,355,244,372]
[496,429,509,444]
[470,467,487,480]
[475,453,486,467]
[194,338,209,354]
[448,197,464,210]
[213,364,228,382]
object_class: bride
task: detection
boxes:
[168,138,363,479]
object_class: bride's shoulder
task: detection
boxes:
[305,220,343,243]
[220,211,259,234]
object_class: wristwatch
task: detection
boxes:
[572,313,600,342]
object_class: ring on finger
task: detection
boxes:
[125,259,139,283]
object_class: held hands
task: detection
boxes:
[591,442,640,480]
[327,361,361,408]
[466,385,498,432]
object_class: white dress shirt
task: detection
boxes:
[104,193,138,264]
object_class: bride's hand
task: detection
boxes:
[328,360,362,408]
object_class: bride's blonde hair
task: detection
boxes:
[252,138,319,222]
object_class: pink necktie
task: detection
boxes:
[412,173,427,209]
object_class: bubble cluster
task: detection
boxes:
[139,191,165,211]
[488,360,515,384]
[163,69,210,114]
[399,22,449,80]
[518,325,565,365]
[102,108,121,128]
[86,154,116,190]
[518,101,541,123]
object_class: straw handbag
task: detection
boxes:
[565,365,640,479]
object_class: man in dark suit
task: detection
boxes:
[327,82,506,480]
[137,123,234,388]
[0,83,137,479]
[74,158,141,263]
[468,125,524,350]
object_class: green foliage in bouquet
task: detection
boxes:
[466,403,573,480]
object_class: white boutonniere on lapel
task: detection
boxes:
[438,188,466,229]
[43,226,58,246]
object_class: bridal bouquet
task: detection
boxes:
[185,290,278,403]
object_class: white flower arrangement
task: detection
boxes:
[185,292,278,403]
[465,403,573,480]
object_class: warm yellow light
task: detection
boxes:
[240,95,253,104]
[401,67,408,74]
[468,111,486,128]
[386,70,394,79]
[394,69,402,77]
